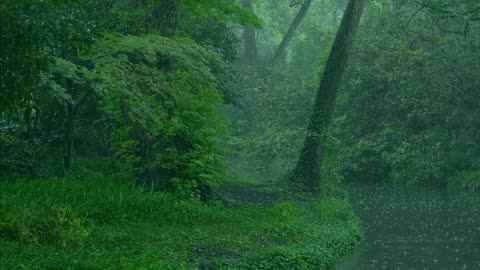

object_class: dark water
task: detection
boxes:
[335,181,480,270]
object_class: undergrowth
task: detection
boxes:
[448,170,480,192]
[0,162,360,269]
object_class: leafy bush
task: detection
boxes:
[1,203,89,247]
[89,34,228,197]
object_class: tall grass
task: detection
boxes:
[0,158,361,269]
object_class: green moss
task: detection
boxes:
[0,173,360,269]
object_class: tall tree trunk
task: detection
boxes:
[270,0,313,67]
[242,0,258,69]
[154,0,178,37]
[64,79,76,173]
[289,0,366,190]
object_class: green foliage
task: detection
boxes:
[0,171,360,269]
[1,204,90,247]
[1,1,367,267]
[86,0,259,36]
[0,132,38,175]
[448,170,480,192]
[179,16,240,63]
[213,199,360,269]
[3,0,479,267]
[233,69,315,178]
[332,1,480,187]
[88,34,227,196]
[0,125,60,177]
[182,0,261,27]
[1,0,250,197]
[0,0,95,113]
[227,0,343,181]
[228,0,479,191]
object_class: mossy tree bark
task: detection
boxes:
[289,0,366,190]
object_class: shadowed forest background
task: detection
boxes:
[1,0,479,269]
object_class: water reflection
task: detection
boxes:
[335,181,480,270]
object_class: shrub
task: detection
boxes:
[1,203,89,247]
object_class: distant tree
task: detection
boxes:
[269,0,313,67]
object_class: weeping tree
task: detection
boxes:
[289,0,366,190]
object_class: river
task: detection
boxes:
[334,181,480,270]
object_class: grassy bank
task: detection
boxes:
[447,170,480,192]
[0,170,360,270]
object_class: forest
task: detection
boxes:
[1,0,479,269]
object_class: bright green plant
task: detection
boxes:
[88,34,228,198]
